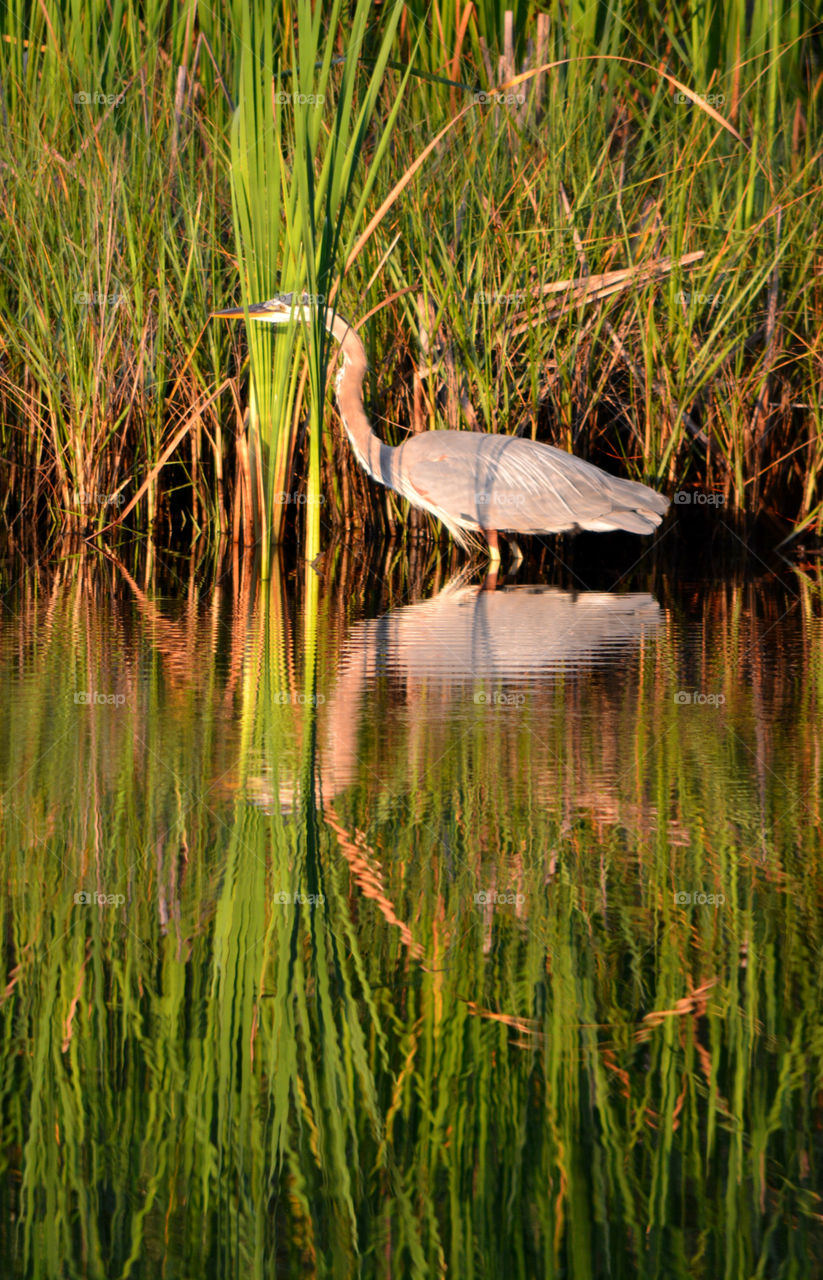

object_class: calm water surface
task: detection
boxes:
[0,546,821,1278]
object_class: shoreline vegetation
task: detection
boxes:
[1,2,821,556]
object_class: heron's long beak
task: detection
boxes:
[211,305,248,320]
[211,300,291,322]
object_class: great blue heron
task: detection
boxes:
[212,293,669,560]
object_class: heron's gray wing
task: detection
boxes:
[398,432,669,535]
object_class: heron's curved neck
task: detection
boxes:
[326,312,385,480]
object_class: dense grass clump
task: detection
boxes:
[1,2,821,553]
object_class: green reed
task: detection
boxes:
[224,0,407,571]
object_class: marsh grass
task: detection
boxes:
[1,3,821,551]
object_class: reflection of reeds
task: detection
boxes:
[2,551,823,1272]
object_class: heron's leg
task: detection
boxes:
[484,529,501,563]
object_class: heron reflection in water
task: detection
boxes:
[319,573,664,800]
[213,293,670,562]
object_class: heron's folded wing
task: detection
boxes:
[400,432,668,534]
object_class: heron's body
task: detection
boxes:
[365,430,668,544]
[213,294,670,556]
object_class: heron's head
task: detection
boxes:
[211,291,323,327]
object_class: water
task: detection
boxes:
[0,546,821,1278]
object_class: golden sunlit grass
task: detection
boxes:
[1,2,821,555]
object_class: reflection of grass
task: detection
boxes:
[0,554,821,1275]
